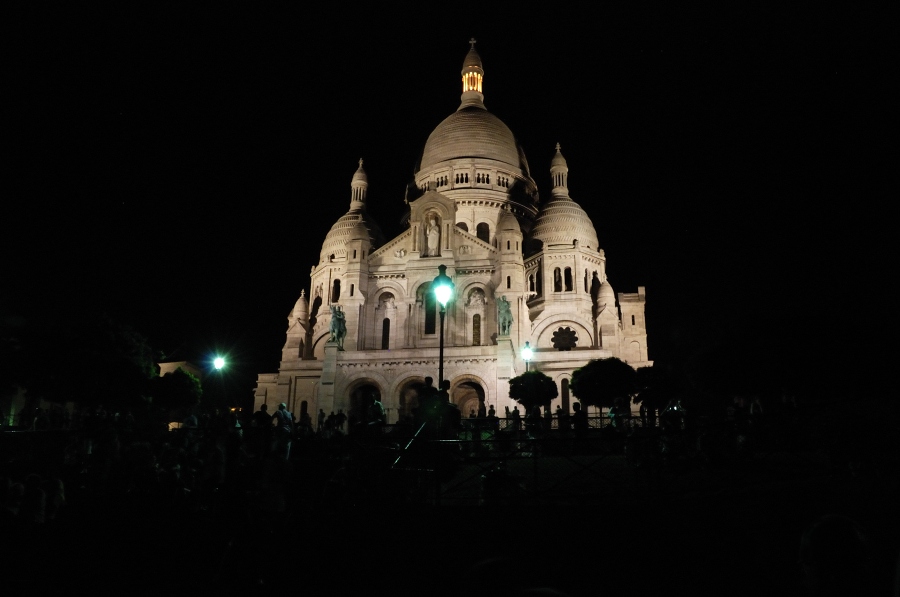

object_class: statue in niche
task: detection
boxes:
[380,294,396,309]
[329,305,347,349]
[423,215,440,257]
[468,289,486,307]
[498,296,513,335]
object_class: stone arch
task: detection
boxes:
[344,377,384,424]
[311,330,331,360]
[394,376,428,420]
[533,315,595,351]
[449,373,492,417]
[549,372,574,414]
[476,222,490,243]
[453,379,486,420]
[461,283,489,346]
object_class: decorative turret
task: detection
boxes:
[320,160,385,263]
[350,158,368,208]
[528,145,600,251]
[460,37,484,109]
[550,143,569,199]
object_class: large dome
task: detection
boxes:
[420,107,522,171]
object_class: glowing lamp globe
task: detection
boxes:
[522,342,533,362]
[433,264,454,307]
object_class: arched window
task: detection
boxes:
[425,290,436,334]
[473,314,481,346]
[584,270,589,292]
[631,315,636,326]
[350,284,355,297]
[331,280,341,302]
[476,223,490,243]
[506,240,510,250]
[382,318,390,349]
[564,268,573,291]
[529,275,535,292]
[554,268,562,292]
[456,222,468,232]
[506,276,511,289]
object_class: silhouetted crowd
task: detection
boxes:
[2,391,899,596]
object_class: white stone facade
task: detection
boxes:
[253,42,651,422]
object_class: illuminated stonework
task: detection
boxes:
[254,42,650,422]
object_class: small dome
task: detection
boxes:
[292,290,309,321]
[320,211,385,262]
[350,220,370,241]
[462,44,483,71]
[529,196,599,250]
[497,210,521,233]
[551,144,568,169]
[598,279,616,304]
[351,160,367,184]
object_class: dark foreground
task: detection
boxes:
[3,407,899,596]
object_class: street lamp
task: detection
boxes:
[433,264,455,386]
[522,341,533,372]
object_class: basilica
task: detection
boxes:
[253,42,650,422]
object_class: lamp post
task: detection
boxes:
[522,341,533,372]
[433,264,455,386]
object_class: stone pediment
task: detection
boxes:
[453,226,496,255]
[368,229,413,264]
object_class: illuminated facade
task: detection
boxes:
[253,41,650,422]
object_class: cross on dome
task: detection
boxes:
[469,37,476,49]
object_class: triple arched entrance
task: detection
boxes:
[349,377,488,423]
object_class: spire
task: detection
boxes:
[459,38,485,110]
[550,143,570,199]
[350,158,368,209]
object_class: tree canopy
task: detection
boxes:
[569,357,637,409]
[150,367,202,415]
[633,365,678,411]
[16,310,159,412]
[508,370,558,414]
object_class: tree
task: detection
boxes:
[150,367,202,416]
[508,370,558,414]
[22,311,159,412]
[569,357,637,410]
[633,365,677,412]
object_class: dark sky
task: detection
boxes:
[4,5,890,402]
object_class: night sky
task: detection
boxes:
[4,5,889,405]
